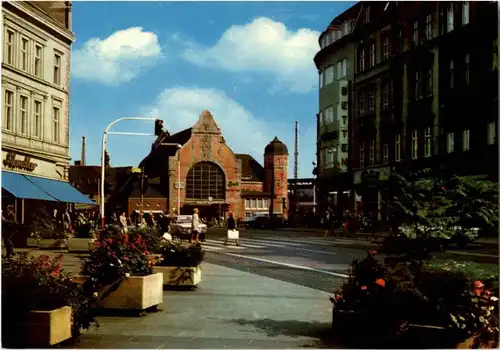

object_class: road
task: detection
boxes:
[201,229,370,293]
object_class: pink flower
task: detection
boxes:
[361,285,367,290]
[123,256,129,261]
[369,250,378,256]
[483,290,491,299]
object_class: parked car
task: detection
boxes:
[169,215,208,239]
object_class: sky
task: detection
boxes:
[70,1,355,178]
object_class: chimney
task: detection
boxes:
[81,136,86,166]
[74,160,81,166]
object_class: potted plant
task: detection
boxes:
[152,240,204,287]
[77,229,163,313]
[2,253,96,347]
[68,214,96,252]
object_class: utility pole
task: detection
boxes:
[140,168,145,217]
[269,160,275,229]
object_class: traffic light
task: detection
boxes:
[154,119,164,136]
[140,169,149,195]
[104,151,110,167]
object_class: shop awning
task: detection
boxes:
[2,171,59,201]
[25,175,95,205]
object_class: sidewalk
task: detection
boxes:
[5,248,335,348]
[74,262,334,348]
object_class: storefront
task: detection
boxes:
[352,167,391,222]
[1,150,95,225]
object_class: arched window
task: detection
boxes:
[186,161,225,200]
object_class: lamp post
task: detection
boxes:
[100,117,157,228]
[159,143,182,213]
[312,161,317,214]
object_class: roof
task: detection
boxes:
[152,127,192,150]
[129,184,166,199]
[265,136,289,156]
[236,154,264,182]
[68,166,132,195]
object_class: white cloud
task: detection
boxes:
[72,27,162,85]
[182,17,320,93]
[144,87,316,177]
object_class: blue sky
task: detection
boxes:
[70,1,355,178]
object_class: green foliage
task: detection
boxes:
[155,240,205,267]
[30,207,66,239]
[2,253,97,346]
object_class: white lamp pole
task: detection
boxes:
[159,143,183,213]
[100,117,157,228]
[312,161,317,214]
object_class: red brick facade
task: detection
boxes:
[141,110,289,221]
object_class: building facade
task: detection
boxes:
[315,1,498,223]
[2,1,93,224]
[314,5,358,214]
[134,110,288,221]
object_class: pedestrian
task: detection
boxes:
[119,212,128,234]
[190,208,201,244]
[2,205,16,257]
[224,212,240,246]
[323,207,333,240]
[63,209,72,234]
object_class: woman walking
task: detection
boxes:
[224,212,240,246]
[190,208,201,244]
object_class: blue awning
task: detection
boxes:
[2,171,59,201]
[25,175,95,205]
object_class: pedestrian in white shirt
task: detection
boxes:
[191,208,201,244]
[119,212,128,234]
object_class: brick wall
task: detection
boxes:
[264,154,289,217]
[127,198,167,217]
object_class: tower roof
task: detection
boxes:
[265,136,288,156]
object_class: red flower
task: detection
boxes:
[144,250,150,255]
[106,238,113,244]
[335,294,343,302]
[123,256,129,261]
[474,280,485,289]
[369,250,378,256]
[483,290,491,299]
[375,278,386,287]
[110,252,117,258]
[51,266,62,277]
[361,285,367,290]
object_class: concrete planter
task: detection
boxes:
[74,273,163,310]
[38,238,67,249]
[153,265,202,286]
[67,238,95,252]
[23,306,72,347]
[27,237,39,247]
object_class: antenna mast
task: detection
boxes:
[294,121,299,180]
[81,136,86,166]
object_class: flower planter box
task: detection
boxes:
[38,238,67,249]
[27,237,39,247]
[22,306,72,347]
[153,265,201,286]
[67,238,95,252]
[74,273,163,311]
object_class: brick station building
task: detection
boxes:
[135,110,289,220]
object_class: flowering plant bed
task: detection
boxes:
[330,251,499,349]
[79,229,163,312]
[2,253,96,347]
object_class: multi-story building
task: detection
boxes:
[313,4,358,215]
[2,1,93,224]
[316,1,498,223]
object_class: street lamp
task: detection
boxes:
[100,117,157,228]
[159,143,182,213]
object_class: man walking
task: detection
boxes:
[190,208,201,244]
[323,207,333,240]
[224,212,240,246]
[119,212,128,234]
[2,205,16,257]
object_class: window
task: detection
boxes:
[447,132,455,153]
[395,134,401,162]
[424,127,432,157]
[341,58,347,78]
[359,91,365,117]
[382,82,390,110]
[53,53,61,85]
[369,43,375,68]
[4,90,14,131]
[336,58,347,79]
[34,44,42,77]
[5,29,15,65]
[336,61,342,79]
[492,39,498,72]
[325,65,334,85]
[382,35,390,60]
[369,140,375,165]
[462,2,469,25]
[414,70,421,100]
[19,96,28,134]
[412,21,419,46]
[324,106,334,125]
[324,147,336,169]
[250,199,256,209]
[425,67,433,96]
[464,54,470,85]
[359,47,365,71]
[449,59,455,88]
[425,14,433,40]
[365,6,371,23]
[462,129,470,151]
[52,106,60,143]
[447,4,454,32]
[245,199,250,209]
[325,33,331,47]
[383,144,389,164]
[33,100,42,138]
[319,71,324,88]
[368,88,375,114]
[488,122,496,145]
[393,28,402,55]
[359,143,365,168]
[257,198,263,209]
[186,161,226,200]
[412,130,418,159]
[319,110,324,127]
[21,37,29,72]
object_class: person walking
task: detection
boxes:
[224,212,240,246]
[323,207,333,240]
[2,205,16,257]
[190,208,201,244]
[119,212,128,234]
